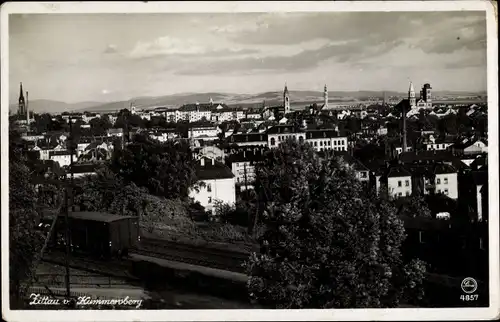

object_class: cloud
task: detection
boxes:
[104,44,118,54]
[175,38,404,75]
[221,11,487,54]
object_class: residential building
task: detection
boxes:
[229,132,268,147]
[305,129,348,152]
[376,166,413,198]
[49,150,77,167]
[226,147,268,189]
[189,157,236,212]
[188,126,219,139]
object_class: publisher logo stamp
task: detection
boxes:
[461,277,478,294]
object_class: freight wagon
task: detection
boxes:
[46,212,140,258]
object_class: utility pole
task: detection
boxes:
[64,115,74,299]
[244,162,248,191]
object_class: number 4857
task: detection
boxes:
[460,294,479,301]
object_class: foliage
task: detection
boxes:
[246,139,427,308]
[110,133,199,199]
[9,123,44,308]
[114,108,145,136]
[89,115,113,136]
[73,165,194,232]
[396,195,432,219]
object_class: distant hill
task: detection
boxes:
[8,90,487,114]
[8,100,102,114]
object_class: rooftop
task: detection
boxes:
[58,211,137,223]
[196,157,235,180]
[387,166,412,178]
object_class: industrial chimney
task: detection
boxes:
[26,91,29,125]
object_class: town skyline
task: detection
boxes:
[9,11,487,104]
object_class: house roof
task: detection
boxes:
[107,128,123,133]
[434,163,458,175]
[58,211,136,223]
[306,129,344,139]
[387,166,411,178]
[266,124,302,135]
[49,150,75,157]
[399,150,457,163]
[230,133,267,143]
[178,104,214,112]
[196,157,235,180]
[226,148,268,163]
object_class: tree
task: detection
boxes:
[246,139,426,308]
[110,133,199,199]
[9,123,44,308]
[396,195,432,218]
[114,109,144,136]
[31,113,53,133]
[89,115,112,136]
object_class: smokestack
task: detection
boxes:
[402,102,407,153]
[26,91,29,125]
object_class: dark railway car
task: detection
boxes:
[49,212,139,258]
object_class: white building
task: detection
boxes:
[188,126,219,139]
[305,130,348,152]
[376,166,412,198]
[189,157,236,213]
[267,125,305,147]
[433,166,459,199]
[49,150,77,167]
[107,128,124,137]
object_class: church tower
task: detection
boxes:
[323,84,328,109]
[408,81,416,108]
[18,82,26,116]
[283,82,290,114]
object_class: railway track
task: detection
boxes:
[131,238,249,273]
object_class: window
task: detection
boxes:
[327,141,331,146]
[436,178,441,184]
[444,189,448,195]
[405,180,410,187]
[270,138,276,146]
[398,181,402,187]
[479,237,485,250]
[398,192,403,197]
[320,141,323,146]
[419,231,426,244]
[444,177,448,184]
[314,142,318,147]
[360,171,368,178]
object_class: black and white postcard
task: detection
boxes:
[1,1,498,321]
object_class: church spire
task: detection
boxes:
[18,82,26,116]
[408,80,416,108]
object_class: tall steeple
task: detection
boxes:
[408,81,416,108]
[323,84,328,109]
[283,82,290,114]
[18,82,26,116]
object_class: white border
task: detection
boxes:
[1,1,498,321]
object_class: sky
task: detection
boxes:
[9,12,487,104]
